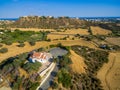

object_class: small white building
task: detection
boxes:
[29,51,52,63]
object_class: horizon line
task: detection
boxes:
[0,16,120,19]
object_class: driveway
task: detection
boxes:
[39,63,59,90]
[49,47,68,58]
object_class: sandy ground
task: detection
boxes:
[91,26,112,35]
[0,40,96,63]
[70,50,86,74]
[106,37,120,46]
[97,52,120,90]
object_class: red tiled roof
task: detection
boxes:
[31,52,47,60]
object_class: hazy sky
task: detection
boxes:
[0,0,120,18]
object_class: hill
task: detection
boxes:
[7,16,86,29]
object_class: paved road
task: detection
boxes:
[39,64,59,90]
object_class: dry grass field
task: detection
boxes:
[97,52,120,90]
[70,50,86,73]
[91,26,112,35]
[47,34,75,40]
[0,40,96,63]
[52,28,89,35]
[47,34,67,40]
[106,37,120,46]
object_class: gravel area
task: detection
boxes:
[49,47,68,58]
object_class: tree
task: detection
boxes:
[58,69,71,88]
[29,41,36,46]
[17,43,25,47]
[0,48,8,53]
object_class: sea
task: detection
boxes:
[0,18,18,21]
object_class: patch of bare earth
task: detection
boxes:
[70,50,86,73]
[97,52,120,90]
[91,26,112,35]
[0,40,96,63]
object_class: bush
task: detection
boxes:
[4,41,12,45]
[17,43,25,47]
[0,48,8,53]
[23,62,42,73]
[29,41,36,46]
[46,39,51,42]
[58,69,71,88]
[49,44,56,48]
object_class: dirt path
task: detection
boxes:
[0,40,96,63]
[97,53,120,90]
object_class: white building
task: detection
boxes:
[29,51,52,63]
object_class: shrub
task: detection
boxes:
[29,41,36,46]
[58,69,71,88]
[4,41,12,45]
[0,48,8,53]
[17,43,25,47]
[49,44,56,48]
[23,62,42,73]
[46,39,51,42]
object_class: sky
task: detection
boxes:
[0,0,120,18]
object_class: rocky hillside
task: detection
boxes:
[9,16,86,29]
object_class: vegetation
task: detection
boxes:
[28,41,36,46]
[0,52,41,90]
[7,16,85,29]
[91,23,120,36]
[51,50,72,89]
[17,42,25,47]
[0,29,48,44]
[0,48,8,53]
[88,26,93,35]
[23,61,41,73]
[58,69,71,88]
[70,45,109,90]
